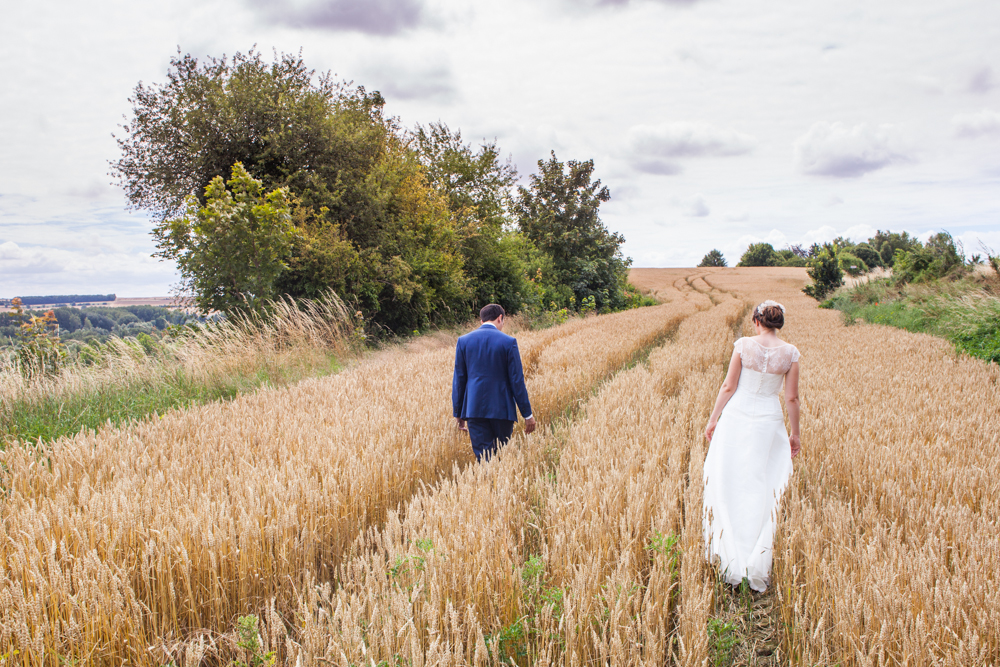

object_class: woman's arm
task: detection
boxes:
[784,361,801,458]
[704,348,743,442]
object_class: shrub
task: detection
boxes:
[838,252,868,277]
[737,242,778,267]
[853,242,883,270]
[803,243,844,300]
[776,249,808,267]
[893,232,965,284]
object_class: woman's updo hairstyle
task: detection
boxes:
[753,300,785,329]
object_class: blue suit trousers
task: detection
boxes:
[466,418,514,462]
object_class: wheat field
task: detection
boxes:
[1,268,997,666]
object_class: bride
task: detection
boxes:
[703,300,800,592]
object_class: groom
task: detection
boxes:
[452,304,536,462]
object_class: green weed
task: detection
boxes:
[707,618,739,667]
[232,615,276,667]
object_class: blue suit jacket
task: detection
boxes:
[452,324,532,421]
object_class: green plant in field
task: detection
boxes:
[707,618,739,667]
[540,586,564,617]
[521,554,545,585]
[646,530,681,567]
[389,553,424,580]
[486,553,568,663]
[486,618,527,664]
[232,615,276,667]
[738,577,753,621]
[0,648,20,666]
[389,538,435,587]
[953,320,1000,363]
[646,530,683,607]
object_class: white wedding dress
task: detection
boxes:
[703,337,799,591]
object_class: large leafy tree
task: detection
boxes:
[414,122,528,312]
[112,49,344,220]
[113,49,468,332]
[155,163,296,313]
[515,152,630,311]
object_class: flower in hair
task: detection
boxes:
[755,300,785,315]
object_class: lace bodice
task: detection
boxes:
[734,337,800,375]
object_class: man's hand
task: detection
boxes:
[524,416,536,435]
[456,418,468,432]
[789,434,801,458]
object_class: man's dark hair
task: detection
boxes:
[480,304,505,322]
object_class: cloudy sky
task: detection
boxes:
[2,0,998,296]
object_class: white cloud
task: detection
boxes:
[0,241,24,260]
[844,224,878,242]
[560,0,703,9]
[629,121,757,159]
[0,242,175,296]
[799,225,839,246]
[668,194,710,217]
[609,184,641,201]
[916,229,938,244]
[360,56,457,102]
[952,109,1000,138]
[633,159,683,175]
[967,65,997,94]
[247,0,428,35]
[794,122,908,178]
[685,194,710,217]
[723,229,790,264]
[911,74,944,95]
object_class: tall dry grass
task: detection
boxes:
[0,294,360,444]
[0,286,698,665]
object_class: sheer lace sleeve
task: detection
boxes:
[738,338,799,375]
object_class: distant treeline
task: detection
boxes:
[7,294,117,306]
[1,305,191,347]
